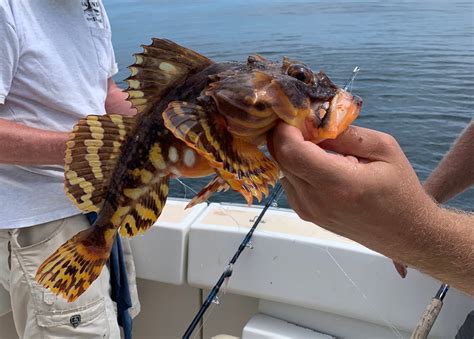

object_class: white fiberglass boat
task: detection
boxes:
[1,199,472,338]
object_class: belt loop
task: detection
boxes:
[8,228,20,249]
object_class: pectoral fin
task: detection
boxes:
[163,101,279,204]
[64,114,134,213]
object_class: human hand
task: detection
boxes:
[392,260,408,278]
[268,122,438,261]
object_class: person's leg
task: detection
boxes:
[0,230,12,317]
[9,214,120,338]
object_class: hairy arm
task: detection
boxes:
[270,123,474,296]
[0,78,135,166]
[410,207,473,290]
[393,120,474,277]
[424,120,474,203]
[0,118,68,165]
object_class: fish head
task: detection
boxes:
[205,55,362,145]
[266,56,362,143]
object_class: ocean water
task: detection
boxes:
[106,0,473,211]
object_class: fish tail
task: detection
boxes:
[36,224,116,302]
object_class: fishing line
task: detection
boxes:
[188,289,224,339]
[221,206,244,233]
[241,222,404,338]
[271,185,286,207]
[174,179,229,338]
[343,66,360,92]
[175,178,205,203]
[218,185,284,234]
[195,273,240,339]
[182,183,283,339]
[324,246,403,338]
[181,67,372,337]
[324,67,402,335]
[175,178,243,232]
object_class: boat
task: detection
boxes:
[1,198,472,338]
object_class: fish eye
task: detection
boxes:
[286,64,313,85]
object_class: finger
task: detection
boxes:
[392,260,408,279]
[271,123,354,184]
[280,173,314,221]
[281,170,315,199]
[318,125,400,162]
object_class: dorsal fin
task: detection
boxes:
[64,114,134,213]
[125,38,213,114]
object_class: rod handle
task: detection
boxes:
[410,298,443,339]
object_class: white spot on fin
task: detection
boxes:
[183,149,196,167]
[159,62,178,74]
[168,147,178,163]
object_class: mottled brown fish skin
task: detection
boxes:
[36,39,362,302]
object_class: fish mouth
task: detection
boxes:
[305,90,362,143]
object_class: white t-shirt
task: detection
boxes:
[0,0,118,228]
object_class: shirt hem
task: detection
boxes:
[108,63,119,78]
[0,207,82,229]
[0,95,5,104]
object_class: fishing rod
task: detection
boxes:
[182,183,283,339]
[410,283,449,339]
[183,67,359,338]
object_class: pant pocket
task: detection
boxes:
[36,297,110,339]
[16,218,64,248]
[10,215,120,338]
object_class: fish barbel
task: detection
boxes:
[36,39,362,301]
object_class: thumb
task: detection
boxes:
[319,125,400,162]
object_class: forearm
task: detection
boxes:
[386,206,474,296]
[105,78,137,116]
[0,118,68,165]
[424,120,474,203]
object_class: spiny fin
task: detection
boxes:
[36,226,116,302]
[64,114,134,213]
[119,176,170,237]
[126,38,213,114]
[163,101,279,204]
[186,175,230,209]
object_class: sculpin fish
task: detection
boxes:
[36,39,362,301]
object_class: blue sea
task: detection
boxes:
[106,0,473,211]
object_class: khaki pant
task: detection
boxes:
[0,214,140,339]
